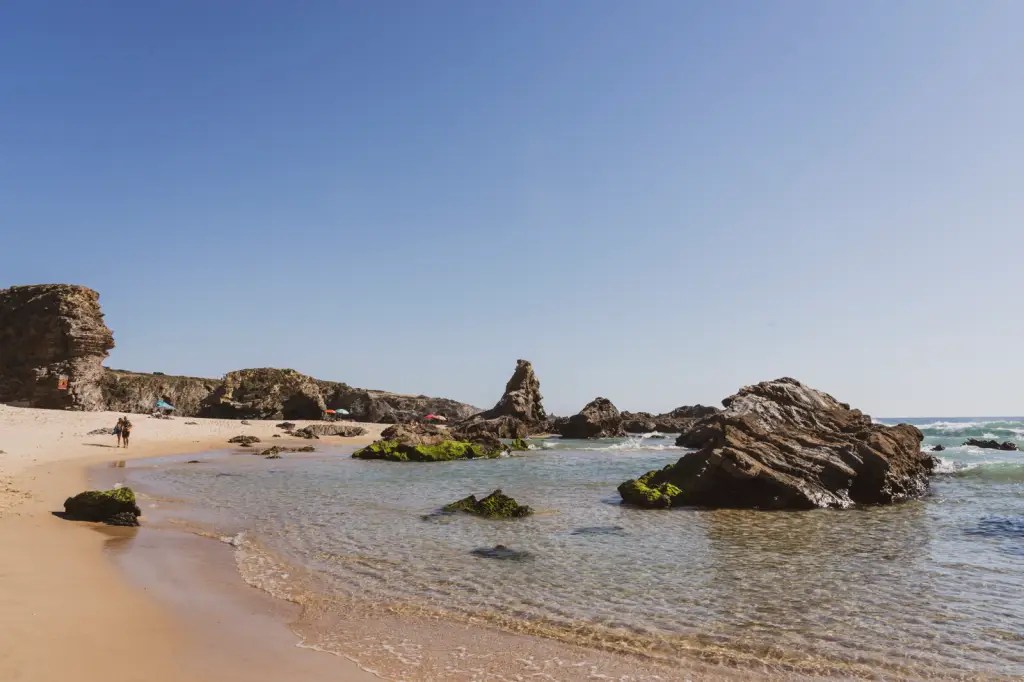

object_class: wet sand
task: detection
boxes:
[0,404,381,682]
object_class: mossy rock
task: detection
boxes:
[443,489,533,518]
[63,487,142,525]
[506,438,530,451]
[352,439,503,462]
[228,435,260,445]
[617,469,682,508]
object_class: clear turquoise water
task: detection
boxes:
[129,425,1024,680]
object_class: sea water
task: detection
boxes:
[127,424,1024,680]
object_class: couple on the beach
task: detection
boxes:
[113,417,132,448]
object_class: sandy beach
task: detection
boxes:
[0,404,383,682]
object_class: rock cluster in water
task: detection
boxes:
[620,404,720,434]
[963,439,1018,451]
[353,422,506,462]
[443,489,533,518]
[619,378,933,509]
[63,487,141,526]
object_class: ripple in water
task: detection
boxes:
[130,433,1024,680]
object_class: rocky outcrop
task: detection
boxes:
[619,378,932,509]
[201,368,326,420]
[0,284,480,422]
[63,487,141,526]
[99,370,219,415]
[352,439,503,462]
[963,439,1018,451]
[319,382,479,424]
[0,284,114,410]
[292,424,368,439]
[454,360,546,438]
[621,405,721,434]
[443,489,533,518]
[559,397,624,439]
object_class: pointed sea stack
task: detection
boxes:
[454,359,546,438]
[619,378,932,509]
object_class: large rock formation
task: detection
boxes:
[99,370,219,415]
[200,368,327,419]
[619,378,932,509]
[0,284,115,410]
[319,382,479,424]
[454,360,546,438]
[559,397,625,439]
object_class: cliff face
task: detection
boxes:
[0,284,114,410]
[99,370,219,416]
[0,283,480,420]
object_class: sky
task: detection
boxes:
[2,1,1023,417]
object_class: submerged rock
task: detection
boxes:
[570,525,626,536]
[470,544,531,561]
[259,445,316,456]
[63,487,141,525]
[963,439,1018,451]
[352,439,503,462]
[443,489,533,518]
[932,444,946,452]
[619,378,932,510]
[559,397,624,439]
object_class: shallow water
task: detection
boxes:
[129,425,1024,680]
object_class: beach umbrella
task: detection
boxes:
[336,408,350,415]
[325,409,336,414]
[424,414,447,421]
[155,400,175,410]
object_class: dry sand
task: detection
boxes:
[0,404,383,682]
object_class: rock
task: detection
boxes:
[63,487,141,525]
[452,415,528,440]
[276,421,296,430]
[442,489,533,518]
[963,439,1018,451]
[454,360,546,438]
[319,382,479,424]
[293,424,367,438]
[0,284,115,410]
[380,422,450,446]
[620,413,657,434]
[185,421,198,425]
[470,544,531,561]
[570,526,626,536]
[259,445,316,456]
[87,427,114,435]
[240,420,251,425]
[352,439,504,462]
[271,434,281,438]
[265,453,282,459]
[506,438,530,451]
[99,369,218,416]
[932,444,946,452]
[621,405,721,434]
[558,397,624,439]
[620,378,932,510]
[477,359,546,423]
[200,368,327,420]
[186,460,202,464]
[227,435,261,446]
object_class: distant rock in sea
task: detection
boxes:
[621,404,720,434]
[619,378,933,509]
[963,439,1018,451]
[558,397,625,439]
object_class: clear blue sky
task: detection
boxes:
[3,1,1022,417]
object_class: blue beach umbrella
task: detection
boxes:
[155,400,175,410]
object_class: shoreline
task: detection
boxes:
[0,404,382,682]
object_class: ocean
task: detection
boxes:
[125,419,1024,680]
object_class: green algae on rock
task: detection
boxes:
[443,489,533,518]
[506,438,530,451]
[617,468,682,508]
[352,439,503,462]
[63,486,142,525]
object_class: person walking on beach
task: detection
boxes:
[114,417,124,447]
[120,416,133,448]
